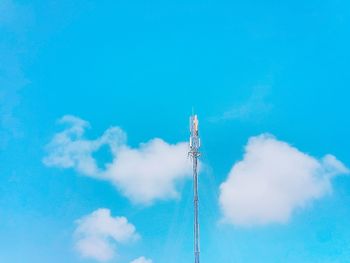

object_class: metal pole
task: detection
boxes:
[193,155,200,263]
[189,114,200,263]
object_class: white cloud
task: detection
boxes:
[219,134,349,226]
[43,115,126,177]
[130,256,153,263]
[105,139,190,204]
[43,115,191,204]
[74,208,139,262]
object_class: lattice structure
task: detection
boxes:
[189,114,201,263]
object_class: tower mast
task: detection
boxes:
[189,114,200,263]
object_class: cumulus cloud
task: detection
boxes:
[43,115,191,204]
[130,256,153,263]
[105,138,191,204]
[219,134,349,226]
[43,115,126,177]
[74,208,139,262]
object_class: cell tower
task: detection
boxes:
[189,114,201,263]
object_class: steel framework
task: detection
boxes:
[189,114,201,263]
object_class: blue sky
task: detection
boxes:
[1,0,350,262]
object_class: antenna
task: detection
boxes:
[189,113,201,263]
